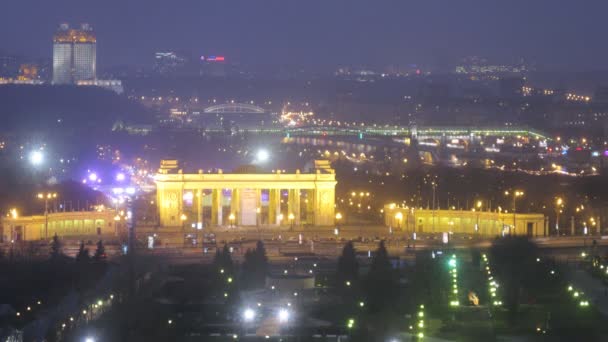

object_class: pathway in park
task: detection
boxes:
[568,265,608,316]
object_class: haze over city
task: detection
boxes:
[1,1,608,342]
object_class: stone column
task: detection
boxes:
[268,188,280,225]
[256,189,262,226]
[231,189,240,226]
[212,188,223,226]
[196,189,203,229]
[313,185,335,226]
[305,189,315,225]
[288,189,301,226]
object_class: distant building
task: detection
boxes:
[18,64,38,81]
[76,79,124,94]
[53,23,97,84]
[199,55,227,77]
[154,51,187,75]
[0,54,20,78]
[384,205,547,237]
[1,210,119,242]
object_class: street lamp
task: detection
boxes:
[29,150,44,166]
[37,192,57,239]
[180,213,187,229]
[555,197,564,236]
[475,200,482,235]
[288,213,295,230]
[242,308,256,322]
[278,308,290,323]
[504,190,524,235]
[395,212,403,231]
[229,213,236,228]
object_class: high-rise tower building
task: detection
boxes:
[52,23,96,84]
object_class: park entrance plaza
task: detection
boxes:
[155,160,337,230]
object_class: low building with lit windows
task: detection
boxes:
[1,210,119,242]
[384,205,546,237]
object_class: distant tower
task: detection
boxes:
[52,23,97,84]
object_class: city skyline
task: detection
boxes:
[0,0,607,70]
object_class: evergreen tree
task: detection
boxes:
[253,240,268,282]
[365,241,398,313]
[337,241,359,285]
[49,234,62,260]
[240,241,269,289]
[490,236,538,325]
[75,240,90,263]
[220,244,234,274]
[93,240,106,262]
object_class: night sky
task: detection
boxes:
[2,0,608,70]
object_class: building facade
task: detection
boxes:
[155,160,337,228]
[52,23,96,85]
[1,210,118,242]
[384,205,546,237]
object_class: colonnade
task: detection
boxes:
[155,160,337,228]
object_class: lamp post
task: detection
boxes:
[180,213,187,230]
[288,213,295,230]
[395,212,403,231]
[431,181,437,233]
[504,190,524,235]
[555,197,564,237]
[475,200,482,235]
[228,213,236,228]
[256,207,261,239]
[37,192,57,239]
[334,212,343,237]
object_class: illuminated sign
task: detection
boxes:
[202,55,226,62]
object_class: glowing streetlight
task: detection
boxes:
[37,192,57,239]
[10,208,18,219]
[475,200,482,234]
[180,213,187,229]
[288,213,295,229]
[278,308,290,323]
[394,211,403,230]
[88,173,98,182]
[229,213,236,227]
[504,190,524,234]
[555,197,564,235]
[243,308,255,322]
[28,150,44,166]
[256,149,270,163]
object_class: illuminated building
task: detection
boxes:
[384,205,546,237]
[199,55,226,77]
[155,160,336,227]
[76,79,124,94]
[154,51,187,75]
[18,64,39,81]
[53,23,97,84]
[1,210,118,242]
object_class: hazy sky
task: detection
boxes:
[2,0,607,70]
